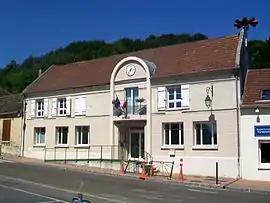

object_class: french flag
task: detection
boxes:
[121,100,127,110]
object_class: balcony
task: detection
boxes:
[113,104,147,119]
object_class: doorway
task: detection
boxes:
[129,130,144,160]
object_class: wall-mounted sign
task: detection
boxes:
[254,125,270,137]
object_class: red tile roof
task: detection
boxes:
[241,69,270,108]
[24,35,240,94]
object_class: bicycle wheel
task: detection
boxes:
[72,197,80,203]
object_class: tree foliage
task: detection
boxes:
[0,33,269,93]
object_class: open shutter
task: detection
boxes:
[66,96,71,115]
[2,119,11,142]
[81,96,86,115]
[157,87,166,111]
[30,100,36,118]
[75,96,86,115]
[43,99,49,117]
[74,96,81,115]
[181,84,190,108]
[51,98,57,116]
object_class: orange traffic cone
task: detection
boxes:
[178,166,184,181]
[140,161,146,180]
[118,161,125,175]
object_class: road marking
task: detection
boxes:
[0,159,14,163]
[36,201,59,203]
[0,183,68,203]
[188,188,217,194]
[0,175,126,203]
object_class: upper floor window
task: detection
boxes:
[58,98,67,115]
[36,100,44,117]
[157,84,190,111]
[30,99,48,118]
[261,90,270,100]
[125,87,139,115]
[167,86,182,109]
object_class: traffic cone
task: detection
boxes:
[140,161,146,180]
[118,161,125,175]
[178,166,184,181]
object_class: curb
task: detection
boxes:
[223,186,270,195]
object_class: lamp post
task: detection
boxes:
[205,84,213,111]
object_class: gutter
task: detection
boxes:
[20,93,27,157]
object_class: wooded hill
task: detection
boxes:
[0,33,269,94]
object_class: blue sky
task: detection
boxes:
[0,0,269,67]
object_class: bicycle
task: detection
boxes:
[72,193,92,203]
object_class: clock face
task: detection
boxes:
[126,64,136,76]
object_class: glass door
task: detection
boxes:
[129,130,145,160]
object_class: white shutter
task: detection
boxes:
[66,96,71,115]
[74,96,81,115]
[30,100,36,117]
[157,87,166,110]
[52,98,57,116]
[181,84,190,108]
[43,99,49,117]
[81,96,86,115]
[75,96,86,115]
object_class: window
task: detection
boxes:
[36,100,44,117]
[194,122,217,146]
[259,140,270,168]
[75,126,90,145]
[2,120,11,142]
[34,127,45,145]
[167,86,182,109]
[58,98,67,115]
[261,90,270,100]
[163,123,184,146]
[125,87,139,115]
[56,127,69,145]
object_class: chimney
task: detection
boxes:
[38,69,42,77]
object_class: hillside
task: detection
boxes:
[0,33,269,94]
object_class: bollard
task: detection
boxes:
[215,162,219,185]
[178,158,184,181]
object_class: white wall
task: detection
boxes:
[241,109,270,181]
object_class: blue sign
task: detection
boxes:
[254,125,270,137]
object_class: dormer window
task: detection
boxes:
[261,89,270,100]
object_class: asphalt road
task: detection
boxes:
[0,159,269,203]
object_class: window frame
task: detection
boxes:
[258,140,270,169]
[166,86,182,110]
[55,126,69,146]
[36,99,44,117]
[125,87,139,115]
[193,121,218,149]
[34,127,46,146]
[75,126,90,146]
[162,122,184,148]
[58,98,67,116]
[261,89,270,100]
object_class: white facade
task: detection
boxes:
[241,108,270,181]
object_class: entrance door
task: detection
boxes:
[129,130,144,160]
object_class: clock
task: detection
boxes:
[126,64,136,76]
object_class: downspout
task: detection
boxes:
[20,93,27,157]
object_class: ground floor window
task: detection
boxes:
[163,122,184,146]
[194,121,217,146]
[259,140,270,168]
[34,127,46,145]
[75,126,90,145]
[56,127,68,145]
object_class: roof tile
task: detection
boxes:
[25,35,240,94]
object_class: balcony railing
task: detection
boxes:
[113,105,147,117]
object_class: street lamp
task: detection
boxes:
[205,85,213,109]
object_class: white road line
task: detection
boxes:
[188,188,218,194]
[0,175,126,203]
[0,183,68,203]
[0,159,14,163]
[36,201,59,203]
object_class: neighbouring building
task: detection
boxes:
[0,93,23,156]
[240,69,270,181]
[21,29,250,178]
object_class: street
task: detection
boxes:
[0,159,269,203]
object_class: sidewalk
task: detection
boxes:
[3,154,270,193]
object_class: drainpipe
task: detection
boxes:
[20,93,27,157]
